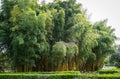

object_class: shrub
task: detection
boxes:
[98,69,120,74]
[0,71,120,79]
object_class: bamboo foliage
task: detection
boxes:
[0,0,116,72]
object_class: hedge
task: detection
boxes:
[0,71,120,79]
[98,69,120,74]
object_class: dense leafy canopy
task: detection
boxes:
[110,45,120,68]
[0,0,116,72]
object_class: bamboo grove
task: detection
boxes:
[0,0,115,72]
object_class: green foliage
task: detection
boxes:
[0,0,15,20]
[90,20,116,70]
[52,42,66,57]
[0,0,116,72]
[87,53,96,62]
[0,0,48,72]
[0,52,11,72]
[0,52,6,72]
[0,71,120,79]
[110,53,120,68]
[110,45,120,68]
[98,69,120,74]
[93,20,115,58]
[53,9,65,41]
[45,11,54,43]
[66,43,78,60]
[52,42,66,68]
